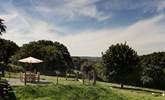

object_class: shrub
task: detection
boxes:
[0,79,17,100]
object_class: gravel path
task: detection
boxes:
[5,78,50,86]
[6,78,24,86]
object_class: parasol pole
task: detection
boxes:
[25,72,26,85]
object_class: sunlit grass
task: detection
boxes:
[5,72,165,100]
[13,84,126,100]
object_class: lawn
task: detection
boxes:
[4,73,165,100]
[13,84,126,100]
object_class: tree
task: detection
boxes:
[102,43,139,88]
[92,62,107,81]
[0,18,6,35]
[81,62,97,84]
[72,57,89,70]
[140,52,165,89]
[0,38,19,77]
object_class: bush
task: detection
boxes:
[8,64,24,72]
[0,79,17,100]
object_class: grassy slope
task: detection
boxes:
[11,75,165,100]
[14,84,126,100]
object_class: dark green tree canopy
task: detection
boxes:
[140,52,165,89]
[11,40,73,74]
[0,18,6,35]
[0,38,19,63]
[102,43,139,86]
[0,38,19,77]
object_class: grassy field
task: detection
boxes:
[4,73,165,100]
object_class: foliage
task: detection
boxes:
[0,18,6,35]
[0,62,8,72]
[11,40,73,75]
[72,56,102,70]
[102,43,139,87]
[0,38,19,64]
[92,62,107,81]
[72,56,89,70]
[0,79,17,100]
[0,38,19,77]
[101,43,165,89]
[80,61,93,73]
[8,64,24,72]
[140,52,165,89]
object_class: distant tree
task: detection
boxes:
[81,61,98,84]
[102,43,139,88]
[72,57,89,70]
[92,62,107,81]
[0,18,6,35]
[81,62,93,75]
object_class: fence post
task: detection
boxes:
[92,70,96,85]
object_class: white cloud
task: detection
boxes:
[157,0,165,11]
[0,6,62,45]
[35,0,110,21]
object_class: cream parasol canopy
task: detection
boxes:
[18,56,43,63]
[18,56,43,85]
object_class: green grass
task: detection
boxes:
[114,88,164,100]
[97,82,165,100]
[13,84,126,100]
[5,73,165,100]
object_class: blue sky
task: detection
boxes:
[0,0,165,56]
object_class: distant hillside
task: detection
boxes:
[72,56,102,62]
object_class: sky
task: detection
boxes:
[0,0,165,57]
